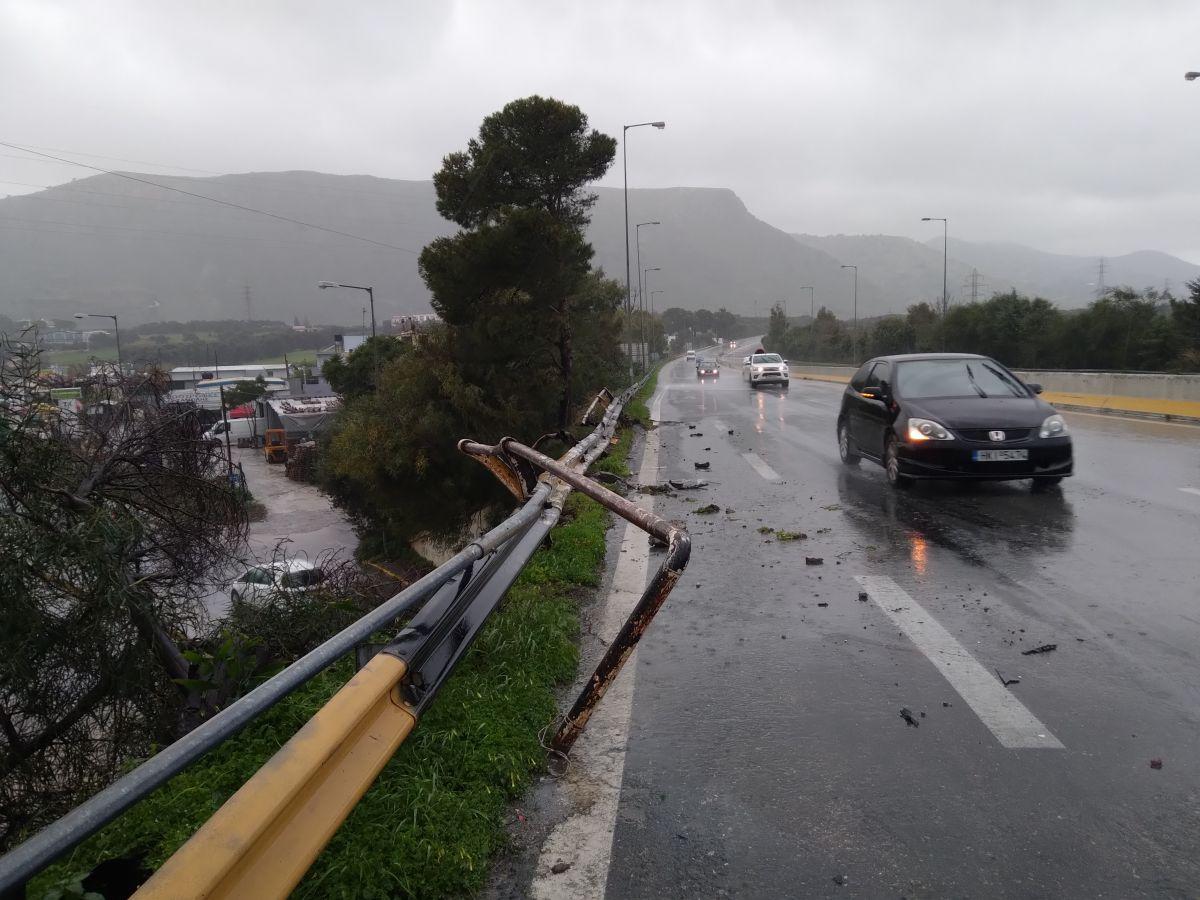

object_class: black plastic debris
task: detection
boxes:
[995,669,1021,686]
[805,557,824,565]
[817,602,829,608]
[550,861,571,874]
[857,591,869,602]
[1022,643,1058,656]
[727,429,735,435]
[1150,758,1164,770]
[833,874,848,886]
[900,707,920,727]
[694,461,710,470]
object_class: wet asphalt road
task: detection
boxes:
[605,353,1200,898]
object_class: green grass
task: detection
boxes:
[31,374,655,900]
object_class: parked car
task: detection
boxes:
[203,416,264,445]
[230,559,326,606]
[743,353,789,388]
[836,353,1073,488]
[696,357,720,378]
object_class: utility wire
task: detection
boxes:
[0,141,421,255]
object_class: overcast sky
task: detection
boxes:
[3,0,1199,261]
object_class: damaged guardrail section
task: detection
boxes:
[0,377,690,900]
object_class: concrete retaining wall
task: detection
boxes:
[784,364,1200,423]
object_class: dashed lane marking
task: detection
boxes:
[1179,487,1200,498]
[741,451,782,482]
[856,575,1065,750]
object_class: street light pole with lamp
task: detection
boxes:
[635,221,660,319]
[622,121,665,371]
[75,313,121,374]
[318,280,378,389]
[642,266,661,371]
[840,265,858,362]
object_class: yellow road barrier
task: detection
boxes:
[135,653,416,899]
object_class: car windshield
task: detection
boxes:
[896,359,1028,399]
[752,354,783,364]
[280,568,325,588]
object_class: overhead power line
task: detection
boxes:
[0,141,421,255]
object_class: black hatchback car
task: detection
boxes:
[837,353,1073,488]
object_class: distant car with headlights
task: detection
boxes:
[685,350,696,361]
[696,357,720,378]
[742,353,789,388]
[836,353,1072,488]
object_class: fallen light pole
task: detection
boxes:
[458,435,691,756]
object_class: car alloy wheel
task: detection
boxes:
[838,421,859,465]
[885,439,911,488]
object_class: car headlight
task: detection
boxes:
[906,417,953,441]
[1039,414,1068,438]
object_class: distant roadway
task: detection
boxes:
[599,348,1200,898]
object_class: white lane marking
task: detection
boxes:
[1179,487,1200,498]
[531,412,660,897]
[741,451,781,482]
[650,388,664,423]
[855,575,1064,750]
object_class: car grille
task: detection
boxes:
[956,427,1033,443]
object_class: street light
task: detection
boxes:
[840,265,858,362]
[635,221,660,332]
[318,281,375,338]
[920,217,949,326]
[75,313,121,373]
[623,121,666,371]
[319,280,378,389]
[643,267,661,372]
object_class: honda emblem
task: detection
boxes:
[989,430,1006,442]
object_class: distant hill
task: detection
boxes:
[2,170,1195,325]
[0,172,888,324]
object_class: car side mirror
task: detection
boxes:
[860,384,884,401]
[782,359,789,364]
[1027,382,1043,394]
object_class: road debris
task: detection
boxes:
[817,602,829,607]
[805,556,824,565]
[995,669,1021,686]
[694,461,710,470]
[942,701,952,707]
[857,591,869,602]
[1150,758,1164,770]
[689,432,704,437]
[1022,643,1058,656]
[693,503,721,515]
[777,530,807,541]
[550,861,571,874]
[821,503,842,511]
[900,707,920,727]
[833,874,848,886]
[757,526,775,534]
[727,429,735,435]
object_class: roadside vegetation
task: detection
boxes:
[32,361,659,900]
[764,279,1200,371]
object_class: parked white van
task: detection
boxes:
[202,417,264,444]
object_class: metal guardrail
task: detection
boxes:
[0,375,689,899]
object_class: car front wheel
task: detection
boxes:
[838,420,860,466]
[885,437,912,488]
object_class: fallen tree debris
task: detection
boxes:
[778,530,807,542]
[694,461,710,470]
[693,503,721,515]
[995,669,1021,686]
[1021,643,1058,656]
[805,556,824,565]
[668,478,708,490]
[900,707,920,728]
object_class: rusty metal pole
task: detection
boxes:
[458,436,691,757]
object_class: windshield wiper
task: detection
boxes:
[964,363,987,398]
[980,362,1025,397]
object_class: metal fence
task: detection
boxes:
[0,376,690,898]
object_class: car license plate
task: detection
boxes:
[973,449,1028,462]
